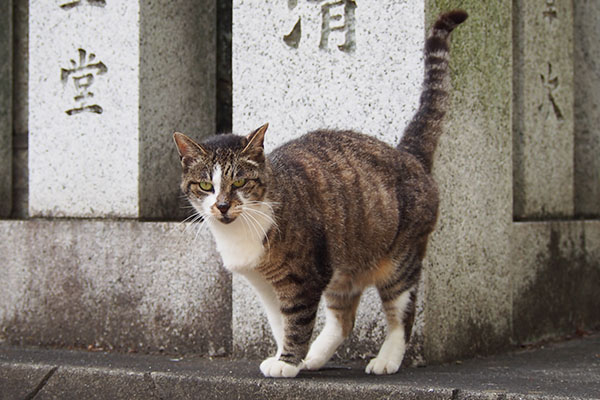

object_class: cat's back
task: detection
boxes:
[269,129,432,187]
[268,129,438,263]
[269,129,404,177]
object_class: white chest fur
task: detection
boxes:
[208,203,274,272]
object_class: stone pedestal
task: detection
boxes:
[513,0,575,219]
[0,0,12,217]
[28,0,216,219]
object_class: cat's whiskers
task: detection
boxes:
[239,212,272,263]
[193,214,212,243]
[183,214,205,235]
[239,212,262,243]
[238,212,254,238]
[242,207,272,254]
[241,199,279,225]
[243,206,277,226]
[244,200,279,213]
[180,210,202,224]
[167,211,202,241]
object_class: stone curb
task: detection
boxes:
[1,334,598,400]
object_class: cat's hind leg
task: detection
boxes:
[366,281,418,375]
[304,291,361,370]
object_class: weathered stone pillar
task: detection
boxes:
[28,0,216,219]
[423,0,513,362]
[513,0,574,219]
[12,0,29,219]
[574,0,600,217]
[0,0,12,217]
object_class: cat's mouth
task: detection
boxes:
[218,215,236,224]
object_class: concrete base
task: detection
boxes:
[1,334,599,400]
[0,220,231,356]
[512,221,600,343]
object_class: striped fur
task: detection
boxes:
[174,10,467,378]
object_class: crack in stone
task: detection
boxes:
[144,372,165,400]
[451,388,460,400]
[23,366,58,400]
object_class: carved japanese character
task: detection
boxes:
[61,49,108,115]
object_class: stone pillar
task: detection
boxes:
[422,0,513,363]
[0,0,12,217]
[232,0,426,361]
[28,0,216,219]
[574,0,600,217]
[233,0,424,148]
[12,0,29,219]
[513,0,574,219]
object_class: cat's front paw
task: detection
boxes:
[365,356,401,375]
[260,357,300,378]
[303,353,328,370]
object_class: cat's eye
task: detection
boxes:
[197,181,214,192]
[232,178,246,188]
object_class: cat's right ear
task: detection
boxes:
[173,132,207,169]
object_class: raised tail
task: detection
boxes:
[398,9,468,173]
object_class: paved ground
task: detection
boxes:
[1,334,599,399]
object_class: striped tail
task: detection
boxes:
[398,9,468,174]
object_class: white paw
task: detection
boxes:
[303,353,329,370]
[260,357,300,378]
[365,356,401,375]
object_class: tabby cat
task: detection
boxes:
[173,10,467,378]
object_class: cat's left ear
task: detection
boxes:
[241,123,268,161]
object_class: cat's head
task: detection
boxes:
[173,124,269,225]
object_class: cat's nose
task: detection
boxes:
[216,202,230,214]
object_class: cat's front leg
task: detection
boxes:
[260,296,319,378]
[238,270,285,357]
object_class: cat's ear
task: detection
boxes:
[241,123,268,162]
[173,132,207,168]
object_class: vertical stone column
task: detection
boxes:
[513,0,574,219]
[29,0,216,219]
[232,0,426,360]
[574,0,600,217]
[233,0,424,147]
[0,0,12,217]
[12,0,28,219]
[424,0,513,363]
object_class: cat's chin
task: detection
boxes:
[218,215,236,224]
